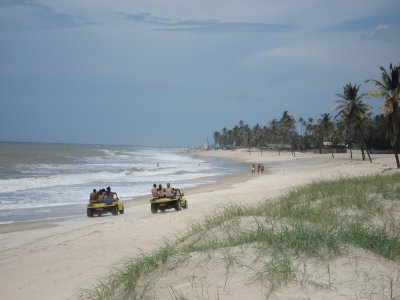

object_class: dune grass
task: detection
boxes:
[78,173,400,300]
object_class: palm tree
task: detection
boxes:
[316,113,335,156]
[213,131,221,148]
[226,129,235,148]
[233,125,240,147]
[221,127,228,147]
[298,117,304,136]
[335,83,372,162]
[303,117,314,149]
[366,114,391,150]
[366,63,400,168]
[253,123,264,153]
[269,119,281,155]
[243,124,253,153]
[279,111,297,154]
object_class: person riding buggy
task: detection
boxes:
[87,186,124,217]
[150,183,187,213]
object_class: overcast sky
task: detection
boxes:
[0,0,399,146]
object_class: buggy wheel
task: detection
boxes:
[183,201,188,209]
[119,206,124,214]
[151,203,157,214]
[87,208,93,217]
[175,200,181,211]
[111,205,118,215]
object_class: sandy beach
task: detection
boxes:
[0,150,399,300]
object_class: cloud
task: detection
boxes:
[118,12,170,25]
[243,44,318,67]
[0,0,32,5]
[361,24,400,43]
[118,12,293,33]
[242,38,364,70]
[0,0,97,29]
[321,8,400,43]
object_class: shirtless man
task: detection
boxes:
[97,189,105,202]
[105,186,115,197]
[165,183,175,198]
[104,186,115,203]
[151,183,158,199]
[89,189,98,203]
[157,184,165,198]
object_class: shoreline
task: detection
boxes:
[0,173,251,233]
[0,151,248,225]
[0,155,250,233]
[0,150,398,300]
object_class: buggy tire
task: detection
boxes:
[112,205,118,216]
[119,206,124,214]
[87,208,94,217]
[175,200,181,211]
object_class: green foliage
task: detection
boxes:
[213,63,400,156]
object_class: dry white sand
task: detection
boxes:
[0,150,398,300]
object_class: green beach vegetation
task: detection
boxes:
[212,63,400,168]
[78,172,400,300]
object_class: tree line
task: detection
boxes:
[213,63,400,168]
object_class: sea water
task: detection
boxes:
[0,142,243,223]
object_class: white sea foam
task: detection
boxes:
[0,168,223,194]
[0,144,241,219]
[0,221,14,225]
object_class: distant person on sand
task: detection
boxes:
[151,183,158,199]
[251,164,255,174]
[261,164,264,173]
[257,164,261,173]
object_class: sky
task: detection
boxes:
[0,0,399,147]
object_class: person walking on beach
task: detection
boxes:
[251,164,255,174]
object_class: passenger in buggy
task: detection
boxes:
[104,187,115,203]
[151,183,159,199]
[165,183,176,198]
[157,184,165,198]
[89,189,98,203]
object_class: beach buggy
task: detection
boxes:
[87,191,124,217]
[150,188,188,213]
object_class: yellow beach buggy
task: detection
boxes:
[150,188,188,213]
[87,194,124,217]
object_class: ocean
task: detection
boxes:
[0,142,244,223]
